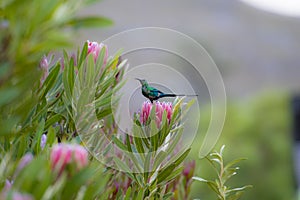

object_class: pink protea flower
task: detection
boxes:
[156,101,172,126]
[140,101,173,127]
[73,145,89,169]
[50,144,88,175]
[87,40,108,64]
[140,101,152,125]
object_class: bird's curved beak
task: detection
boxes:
[135,78,142,82]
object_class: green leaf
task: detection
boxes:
[62,54,75,102]
[170,98,183,125]
[223,167,238,181]
[46,126,57,146]
[78,41,88,68]
[123,150,143,173]
[16,136,27,158]
[224,158,247,171]
[62,167,94,199]
[112,135,127,152]
[95,108,111,119]
[14,156,52,196]
[192,176,208,183]
[143,151,152,179]
[135,174,145,187]
[163,166,184,183]
[133,136,145,154]
[34,119,45,152]
[159,111,168,144]
[113,157,132,174]
[153,150,168,170]
[157,163,176,184]
[67,16,113,29]
[206,180,220,196]
[228,191,245,200]
[180,99,195,118]
[124,187,132,200]
[125,134,132,152]
[163,192,174,200]
[41,172,67,200]
[132,122,146,139]
[95,46,107,75]
[227,185,253,193]
[173,148,191,167]
[150,121,159,150]
[165,128,183,155]
[220,145,226,156]
[209,152,223,166]
[82,164,110,200]
[86,55,96,88]
[39,63,60,99]
[76,88,93,115]
[45,113,64,129]
[135,188,145,200]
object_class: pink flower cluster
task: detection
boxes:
[50,144,88,174]
[140,101,173,127]
[87,40,108,64]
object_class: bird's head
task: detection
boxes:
[135,78,148,86]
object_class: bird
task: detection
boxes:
[136,78,198,103]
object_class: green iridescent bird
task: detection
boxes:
[136,78,197,103]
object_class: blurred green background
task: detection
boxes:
[190,92,295,200]
[77,0,299,199]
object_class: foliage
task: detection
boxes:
[0,0,112,137]
[110,98,194,199]
[0,153,111,200]
[0,36,195,197]
[190,93,294,200]
[193,145,252,200]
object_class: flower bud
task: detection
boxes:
[50,144,88,175]
[40,134,47,150]
[87,40,108,64]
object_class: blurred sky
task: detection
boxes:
[241,0,300,17]
[79,0,300,100]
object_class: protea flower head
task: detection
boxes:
[50,143,88,175]
[140,101,173,128]
[87,40,108,64]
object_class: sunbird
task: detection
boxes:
[136,78,198,103]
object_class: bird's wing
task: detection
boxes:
[148,87,165,99]
[149,87,163,94]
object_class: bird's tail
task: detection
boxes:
[161,94,198,97]
[160,93,177,98]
